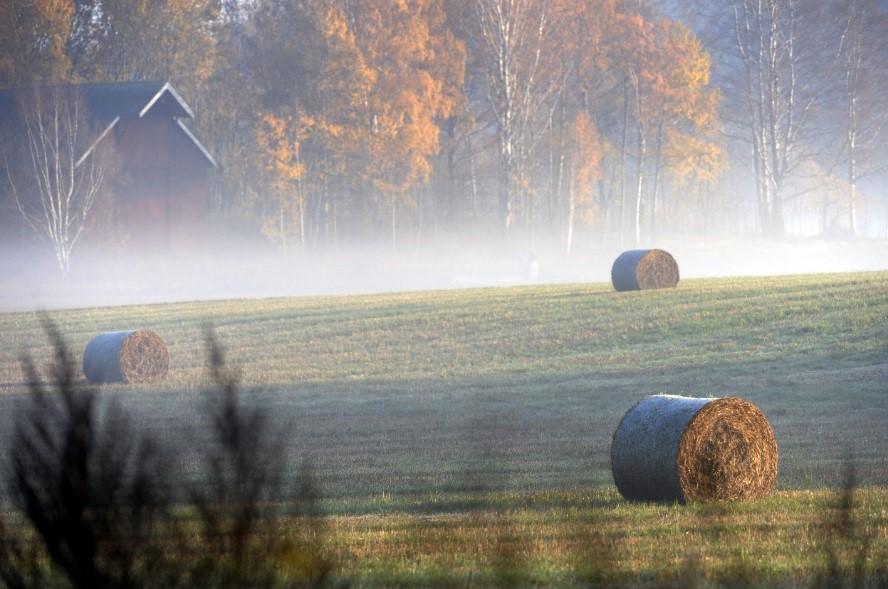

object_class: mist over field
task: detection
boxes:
[3,0,888,314]
[2,0,888,586]
[0,237,887,311]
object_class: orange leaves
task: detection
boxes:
[572,112,603,192]
[254,111,308,245]
[570,111,604,222]
[0,0,75,84]
[656,22,713,124]
[304,0,465,198]
[33,0,74,77]
[614,14,715,125]
[256,113,305,192]
[666,129,728,190]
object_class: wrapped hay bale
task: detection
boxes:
[610,249,679,291]
[82,330,169,384]
[610,395,778,502]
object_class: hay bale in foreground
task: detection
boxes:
[610,395,778,502]
[82,330,169,384]
[610,249,679,291]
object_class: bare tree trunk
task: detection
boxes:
[5,87,114,276]
[332,199,338,247]
[498,146,515,230]
[279,206,287,251]
[299,192,305,249]
[841,0,865,237]
[633,134,646,246]
[565,159,576,254]
[732,0,813,240]
[475,0,550,233]
[467,135,479,219]
[848,100,857,236]
[417,186,425,245]
[618,79,629,247]
[650,121,664,244]
[391,194,397,253]
[442,116,458,227]
[632,74,646,246]
[550,97,566,238]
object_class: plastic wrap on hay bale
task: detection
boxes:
[610,249,680,291]
[82,330,169,384]
[610,394,778,502]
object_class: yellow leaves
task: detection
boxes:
[572,112,602,192]
[662,22,709,87]
[299,0,464,200]
[256,112,304,192]
[0,0,75,84]
[71,0,218,97]
[254,112,307,246]
[34,0,74,61]
[692,88,721,133]
[570,112,603,223]
[666,129,728,190]
[317,2,350,40]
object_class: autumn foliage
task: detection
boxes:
[3,0,882,248]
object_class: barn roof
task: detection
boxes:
[0,81,194,121]
[81,81,195,119]
[0,81,216,168]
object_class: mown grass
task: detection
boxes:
[0,273,888,497]
[0,273,886,587]
[2,272,886,387]
[0,272,886,495]
[317,487,888,588]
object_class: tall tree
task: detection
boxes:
[831,0,888,236]
[264,0,465,249]
[2,87,117,274]
[729,0,822,238]
[71,0,217,91]
[666,127,728,236]
[601,4,656,245]
[646,20,721,242]
[246,0,330,246]
[564,111,602,254]
[540,0,614,247]
[358,0,465,249]
[0,0,74,86]
[604,9,721,244]
[473,0,554,231]
[254,112,305,249]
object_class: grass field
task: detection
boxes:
[316,487,888,587]
[0,272,886,586]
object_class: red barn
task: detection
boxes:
[0,81,217,250]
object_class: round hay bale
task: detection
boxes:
[82,330,169,384]
[610,394,778,503]
[610,249,679,291]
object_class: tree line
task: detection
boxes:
[1,0,887,254]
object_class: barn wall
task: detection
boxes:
[113,116,211,251]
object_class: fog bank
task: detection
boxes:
[1,238,886,312]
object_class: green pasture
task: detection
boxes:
[0,272,887,586]
[1,272,886,493]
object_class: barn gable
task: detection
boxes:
[0,81,217,250]
[0,81,215,169]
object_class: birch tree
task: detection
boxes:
[254,112,305,250]
[473,0,552,231]
[832,0,888,236]
[3,88,116,275]
[730,0,820,238]
[564,111,602,254]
